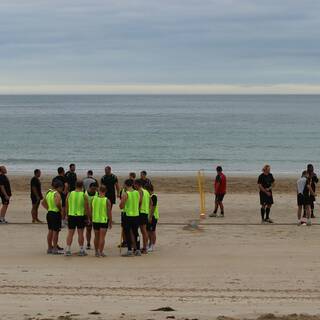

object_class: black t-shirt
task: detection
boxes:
[30,177,43,199]
[0,174,12,197]
[65,171,77,191]
[258,173,274,190]
[101,174,118,198]
[53,175,67,192]
[151,194,157,207]
[141,178,151,188]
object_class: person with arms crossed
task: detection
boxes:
[258,164,275,224]
[101,166,120,209]
[0,166,12,224]
[30,169,43,223]
[83,170,97,192]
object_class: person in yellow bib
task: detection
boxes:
[90,185,112,257]
[146,184,159,252]
[119,179,141,257]
[65,181,88,257]
[135,179,150,254]
[41,179,64,255]
[84,182,98,250]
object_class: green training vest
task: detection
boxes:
[85,191,98,208]
[68,191,85,216]
[92,195,108,223]
[140,188,150,214]
[152,194,159,220]
[125,190,140,217]
[46,190,59,213]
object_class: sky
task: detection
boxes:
[0,0,320,94]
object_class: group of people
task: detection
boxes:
[208,163,318,226]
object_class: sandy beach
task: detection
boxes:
[1,174,320,319]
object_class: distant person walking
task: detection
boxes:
[30,169,43,223]
[83,170,97,191]
[307,164,318,218]
[140,170,151,188]
[65,163,77,192]
[209,166,226,218]
[258,164,275,224]
[101,166,120,209]
[0,166,11,224]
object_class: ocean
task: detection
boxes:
[0,94,319,175]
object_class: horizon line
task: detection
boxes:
[0,83,320,94]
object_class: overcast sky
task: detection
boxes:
[1,0,320,93]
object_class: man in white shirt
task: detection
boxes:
[297,170,307,225]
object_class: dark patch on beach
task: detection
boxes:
[151,307,176,312]
[88,311,101,315]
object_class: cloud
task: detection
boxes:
[0,0,319,91]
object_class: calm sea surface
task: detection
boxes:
[0,95,319,175]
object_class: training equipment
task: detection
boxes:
[197,170,206,219]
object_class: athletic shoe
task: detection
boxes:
[209,212,217,218]
[95,251,100,257]
[52,248,64,255]
[86,244,91,250]
[47,249,53,254]
[0,218,8,224]
[265,218,274,224]
[100,252,106,257]
[122,250,134,257]
[65,250,72,257]
[78,250,88,257]
[135,249,142,256]
[147,246,154,253]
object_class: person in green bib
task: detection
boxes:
[119,179,141,257]
[90,185,112,257]
[146,184,159,252]
[41,179,64,255]
[135,179,150,254]
[65,180,88,257]
[84,182,98,250]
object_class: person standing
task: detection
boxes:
[140,170,151,188]
[120,179,141,257]
[83,170,97,191]
[65,163,77,192]
[296,170,307,225]
[307,164,318,218]
[146,184,159,252]
[65,180,88,256]
[101,166,120,209]
[258,164,275,224]
[209,166,227,217]
[30,169,43,223]
[53,167,68,226]
[42,179,64,254]
[0,166,11,224]
[91,185,112,257]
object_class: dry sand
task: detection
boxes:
[1,175,320,320]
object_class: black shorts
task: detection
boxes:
[297,193,305,206]
[259,191,273,205]
[0,194,9,205]
[106,193,116,205]
[93,222,108,230]
[46,211,61,231]
[121,212,126,227]
[123,215,140,230]
[139,213,149,225]
[147,216,158,232]
[215,193,225,202]
[68,215,85,229]
[61,193,66,208]
[31,195,40,205]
